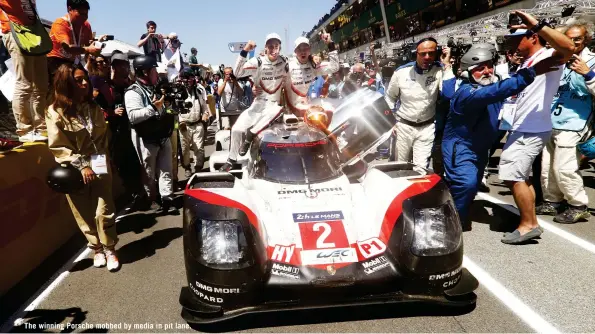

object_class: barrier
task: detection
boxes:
[0,142,124,297]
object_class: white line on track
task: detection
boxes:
[463,256,560,333]
[0,247,91,332]
[477,192,595,255]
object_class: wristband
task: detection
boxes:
[240,50,248,57]
[584,70,595,81]
[531,19,550,34]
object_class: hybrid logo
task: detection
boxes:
[271,263,300,279]
[278,187,342,196]
[362,256,390,275]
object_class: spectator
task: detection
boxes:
[137,20,164,62]
[188,47,207,77]
[0,0,49,142]
[46,63,120,271]
[537,22,594,224]
[499,11,575,244]
[87,54,111,118]
[217,67,245,129]
[46,0,103,83]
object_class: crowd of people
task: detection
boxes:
[0,0,593,273]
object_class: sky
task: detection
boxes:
[36,0,336,67]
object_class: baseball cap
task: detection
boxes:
[505,29,533,37]
[294,37,310,50]
[111,52,128,63]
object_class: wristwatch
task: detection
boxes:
[531,19,551,34]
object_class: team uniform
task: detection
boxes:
[179,86,210,173]
[384,61,456,168]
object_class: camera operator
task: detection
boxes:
[218,67,245,129]
[179,68,211,176]
[137,20,164,62]
[163,32,183,82]
[125,56,176,214]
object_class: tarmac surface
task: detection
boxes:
[2,125,595,333]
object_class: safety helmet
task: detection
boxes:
[460,47,494,72]
[46,163,85,194]
[180,67,195,78]
[578,137,595,159]
[265,33,282,46]
[132,55,158,72]
[294,36,310,51]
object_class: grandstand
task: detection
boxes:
[308,0,592,63]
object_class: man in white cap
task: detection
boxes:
[219,33,289,172]
[285,34,339,117]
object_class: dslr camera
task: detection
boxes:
[155,79,192,113]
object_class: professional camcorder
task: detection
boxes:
[156,79,192,113]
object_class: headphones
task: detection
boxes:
[410,37,441,60]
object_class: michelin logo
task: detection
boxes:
[271,263,300,279]
[293,211,344,222]
[362,256,390,275]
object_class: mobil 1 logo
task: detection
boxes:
[271,262,300,280]
[361,255,390,275]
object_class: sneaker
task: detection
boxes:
[535,201,563,216]
[93,251,106,267]
[18,131,47,143]
[238,140,251,156]
[105,250,120,271]
[32,131,48,141]
[554,205,590,224]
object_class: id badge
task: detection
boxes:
[499,102,516,131]
[91,154,108,175]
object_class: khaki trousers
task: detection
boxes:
[66,172,118,250]
[4,33,49,136]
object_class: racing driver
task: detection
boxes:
[384,38,455,168]
[285,33,340,117]
[219,33,289,172]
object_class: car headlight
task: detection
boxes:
[200,219,249,267]
[411,204,462,257]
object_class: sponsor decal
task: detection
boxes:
[270,244,296,263]
[189,282,224,304]
[266,139,327,149]
[357,237,387,259]
[278,187,342,195]
[443,276,461,288]
[195,281,241,294]
[293,211,344,223]
[263,72,273,76]
[301,247,357,265]
[298,220,349,250]
[271,263,300,279]
[429,267,462,281]
[425,76,437,87]
[361,255,390,275]
[262,77,273,80]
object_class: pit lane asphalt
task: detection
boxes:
[3,129,595,333]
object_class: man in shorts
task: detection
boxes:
[499,11,575,244]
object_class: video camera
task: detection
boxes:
[155,79,192,113]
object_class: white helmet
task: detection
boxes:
[265,33,282,46]
[294,36,310,51]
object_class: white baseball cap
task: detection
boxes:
[294,37,310,50]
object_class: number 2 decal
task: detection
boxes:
[298,220,349,250]
[313,223,335,248]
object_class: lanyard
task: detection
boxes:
[66,14,84,63]
[525,48,547,68]
[76,106,100,154]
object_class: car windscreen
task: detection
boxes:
[249,139,343,184]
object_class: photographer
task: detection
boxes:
[179,68,210,176]
[125,56,175,214]
[137,20,164,62]
[217,67,245,129]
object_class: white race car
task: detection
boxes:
[180,89,478,324]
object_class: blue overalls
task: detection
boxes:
[442,67,537,223]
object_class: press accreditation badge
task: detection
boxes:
[499,102,516,131]
[91,154,108,175]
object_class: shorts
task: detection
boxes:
[498,131,551,182]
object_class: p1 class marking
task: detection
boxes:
[477,193,595,255]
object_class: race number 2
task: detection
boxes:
[357,237,387,259]
[298,221,349,250]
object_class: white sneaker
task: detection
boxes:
[18,131,47,143]
[31,131,48,142]
[105,250,120,271]
[18,132,34,143]
[93,252,106,267]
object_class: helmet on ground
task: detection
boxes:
[265,33,282,46]
[578,137,595,159]
[47,163,85,194]
[460,48,494,72]
[132,55,158,72]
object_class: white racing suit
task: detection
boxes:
[125,82,173,202]
[227,52,289,162]
[285,50,340,115]
[384,62,455,168]
[541,48,595,207]
[179,86,210,172]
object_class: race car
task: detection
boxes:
[180,89,478,324]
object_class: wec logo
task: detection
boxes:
[316,249,352,258]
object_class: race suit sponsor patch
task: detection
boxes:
[361,255,390,275]
[271,263,300,279]
[292,211,344,223]
[300,247,357,265]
